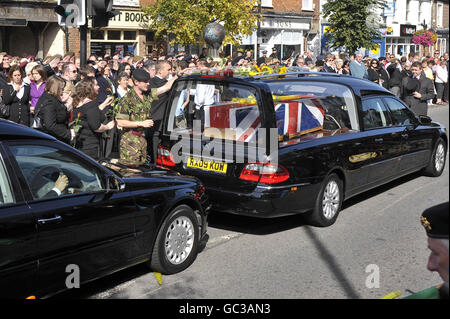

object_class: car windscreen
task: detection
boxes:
[166,79,263,145]
[266,81,360,140]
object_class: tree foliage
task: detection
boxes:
[141,0,260,46]
[322,0,386,54]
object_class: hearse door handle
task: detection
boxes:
[38,215,62,225]
[374,138,384,143]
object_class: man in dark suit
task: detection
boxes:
[147,60,178,163]
[402,62,435,116]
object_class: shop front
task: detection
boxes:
[385,24,420,57]
[87,9,156,57]
[239,17,310,60]
[0,3,62,58]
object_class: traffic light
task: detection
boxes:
[87,0,120,28]
[55,0,86,27]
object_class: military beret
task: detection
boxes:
[132,68,150,82]
[421,202,449,239]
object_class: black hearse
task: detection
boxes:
[158,72,447,227]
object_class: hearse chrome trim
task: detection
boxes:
[256,182,311,190]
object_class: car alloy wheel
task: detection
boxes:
[435,142,445,174]
[322,180,340,220]
[423,138,447,177]
[165,216,195,265]
[307,173,343,227]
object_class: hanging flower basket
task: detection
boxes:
[412,30,438,47]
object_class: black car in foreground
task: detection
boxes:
[158,72,447,227]
[0,120,209,299]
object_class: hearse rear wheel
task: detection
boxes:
[149,205,199,274]
[306,173,343,227]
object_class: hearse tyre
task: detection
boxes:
[307,173,344,227]
[423,137,447,177]
[149,204,200,274]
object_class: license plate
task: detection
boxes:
[186,157,227,174]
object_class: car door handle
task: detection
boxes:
[38,215,62,225]
[401,133,409,139]
[374,138,383,143]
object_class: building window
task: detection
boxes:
[124,31,136,40]
[437,3,443,28]
[302,0,314,11]
[91,30,105,40]
[146,31,155,42]
[260,0,273,8]
[107,30,121,40]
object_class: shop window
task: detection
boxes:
[107,30,121,40]
[124,31,136,41]
[146,31,155,42]
[91,30,105,40]
[302,0,314,11]
[261,0,273,8]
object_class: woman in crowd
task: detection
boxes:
[35,75,74,144]
[2,65,31,126]
[387,58,403,98]
[341,60,351,75]
[29,64,47,115]
[96,62,116,104]
[117,62,133,87]
[115,71,130,98]
[72,77,115,159]
[422,58,434,80]
[335,59,344,74]
[367,59,382,86]
[434,59,448,105]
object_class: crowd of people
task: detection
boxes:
[0,47,448,165]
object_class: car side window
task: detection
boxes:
[382,97,417,126]
[361,98,393,130]
[8,144,104,200]
[0,158,15,205]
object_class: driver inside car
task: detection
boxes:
[43,173,69,198]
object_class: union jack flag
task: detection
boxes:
[275,100,325,136]
[229,105,261,142]
[204,104,261,142]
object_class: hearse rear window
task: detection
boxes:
[267,81,360,137]
[167,80,262,144]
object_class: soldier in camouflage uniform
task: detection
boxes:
[115,69,158,167]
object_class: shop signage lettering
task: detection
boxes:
[111,12,149,23]
[400,24,416,37]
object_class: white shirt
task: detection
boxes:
[194,84,216,109]
[435,65,448,83]
[8,81,26,99]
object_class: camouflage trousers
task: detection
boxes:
[119,131,147,167]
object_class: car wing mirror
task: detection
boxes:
[418,115,432,125]
[106,175,125,192]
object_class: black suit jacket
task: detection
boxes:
[37,91,71,143]
[2,83,31,126]
[402,72,435,116]
[148,76,170,130]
